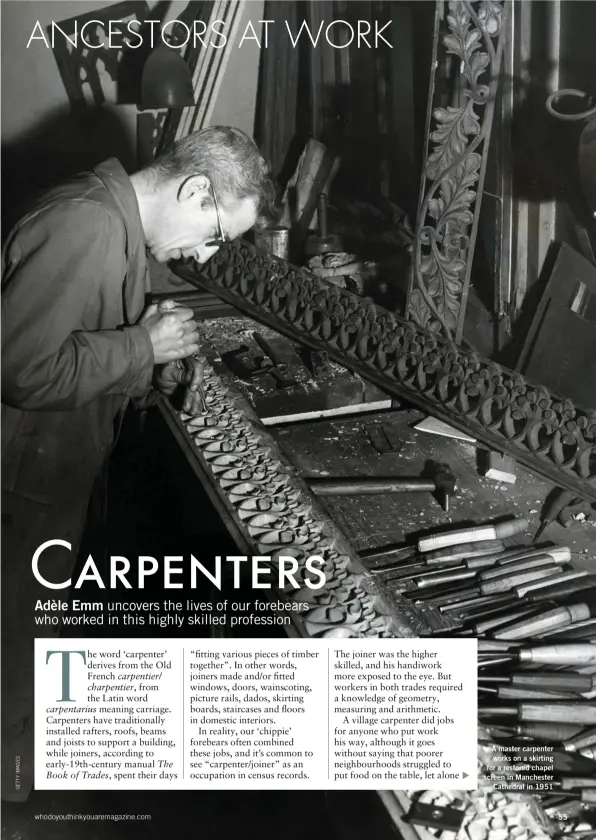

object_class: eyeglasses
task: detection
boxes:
[205,184,227,248]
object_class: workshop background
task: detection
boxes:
[2,1,596,840]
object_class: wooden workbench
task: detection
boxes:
[180,312,596,567]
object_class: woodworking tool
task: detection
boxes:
[479,672,594,693]
[308,464,456,512]
[251,332,299,386]
[486,723,586,742]
[372,541,515,577]
[553,777,596,791]
[442,594,515,614]
[477,639,523,652]
[482,643,596,667]
[495,603,596,641]
[542,620,596,641]
[359,543,414,564]
[515,573,594,600]
[534,489,579,542]
[426,542,567,567]
[464,604,555,635]
[414,565,563,604]
[564,727,596,752]
[458,598,562,625]
[418,517,529,552]
[418,562,579,606]
[478,702,596,724]
[479,685,579,700]
[423,539,506,564]
[551,788,596,804]
[406,801,465,833]
[222,343,298,389]
[414,553,569,590]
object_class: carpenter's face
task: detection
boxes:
[148,175,258,264]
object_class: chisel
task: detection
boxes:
[555,788,596,804]
[444,573,591,616]
[516,575,595,600]
[563,726,596,752]
[359,544,414,563]
[495,603,596,641]
[419,566,563,605]
[413,552,570,589]
[477,639,523,653]
[479,672,594,693]
[479,686,580,700]
[420,539,506,565]
[418,518,529,552]
[485,723,586,742]
[463,573,590,611]
[553,776,596,790]
[441,594,515,614]
[374,544,529,579]
[485,644,596,667]
[579,746,596,760]
[479,702,596,724]
[466,604,557,635]
[536,619,596,641]
[428,543,570,568]
[397,556,505,584]
[415,564,566,601]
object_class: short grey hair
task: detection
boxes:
[150,126,274,218]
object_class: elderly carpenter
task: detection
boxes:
[1,126,274,800]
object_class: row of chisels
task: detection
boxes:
[364,515,596,824]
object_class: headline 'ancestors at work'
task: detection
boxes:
[26,18,394,50]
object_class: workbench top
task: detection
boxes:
[190,313,596,567]
[274,410,596,567]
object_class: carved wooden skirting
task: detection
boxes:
[173,241,596,502]
[162,359,446,639]
[407,0,508,341]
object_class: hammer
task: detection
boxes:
[307,465,456,511]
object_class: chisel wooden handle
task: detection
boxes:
[480,673,594,692]
[480,555,569,581]
[418,518,529,552]
[480,566,562,595]
[495,604,592,640]
[539,618,596,640]
[563,726,596,751]
[518,644,596,666]
[424,540,505,565]
[465,545,570,569]
[473,606,543,635]
[487,686,582,700]
[559,776,596,789]
[520,572,591,600]
[480,703,596,724]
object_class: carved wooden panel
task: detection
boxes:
[49,2,149,109]
[407,0,508,342]
[172,241,596,502]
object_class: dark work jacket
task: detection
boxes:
[1,158,154,514]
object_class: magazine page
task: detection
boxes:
[2,1,596,839]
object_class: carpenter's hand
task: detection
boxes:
[154,357,205,413]
[139,300,199,364]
